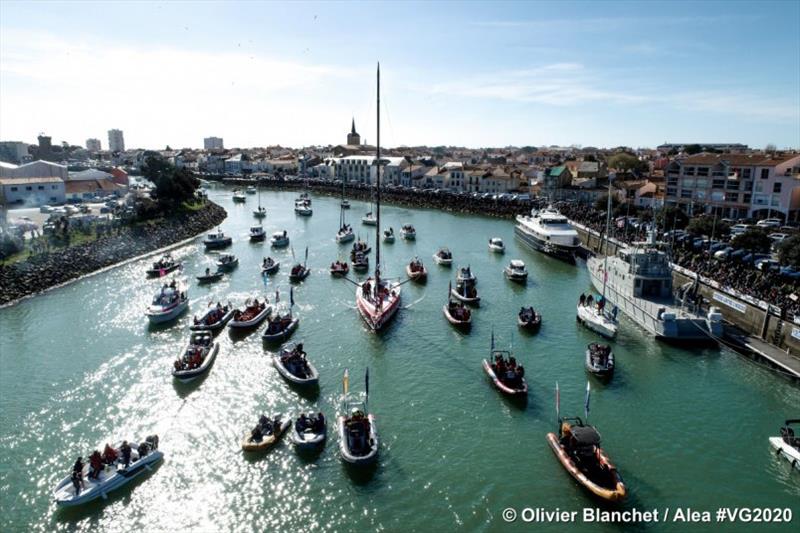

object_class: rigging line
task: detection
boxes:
[383,92,397,150]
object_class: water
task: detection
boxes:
[1,187,798,532]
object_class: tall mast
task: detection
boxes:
[375,62,381,283]
[602,176,613,300]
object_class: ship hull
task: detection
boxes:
[514,225,577,263]
[587,258,718,343]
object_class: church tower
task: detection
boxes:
[347,118,361,146]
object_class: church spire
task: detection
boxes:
[351,117,357,134]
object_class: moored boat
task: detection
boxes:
[262,289,299,342]
[249,225,266,242]
[341,199,351,209]
[270,230,290,247]
[585,343,614,378]
[246,185,256,194]
[483,348,527,396]
[253,206,267,218]
[203,229,232,249]
[190,303,234,331]
[338,369,378,465]
[504,260,528,282]
[261,257,280,275]
[290,413,327,450]
[53,436,162,507]
[241,414,290,452]
[229,297,271,329]
[770,420,800,470]
[406,257,427,282]
[400,224,416,240]
[351,239,371,257]
[383,227,395,243]
[451,280,480,306]
[294,199,313,216]
[515,205,579,262]
[146,254,181,277]
[330,260,349,277]
[433,247,453,266]
[351,252,369,272]
[216,253,238,271]
[145,280,189,324]
[488,237,505,253]
[456,265,477,286]
[172,331,219,382]
[443,283,471,330]
[289,247,310,282]
[576,294,618,339]
[546,408,626,501]
[273,341,319,386]
[232,189,246,202]
[362,211,377,226]
[518,306,542,331]
[336,224,355,244]
[196,269,223,284]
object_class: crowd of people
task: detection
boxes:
[70,437,158,495]
[295,412,325,434]
[671,245,800,317]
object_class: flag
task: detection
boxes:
[491,329,495,350]
[556,382,560,421]
[584,381,591,420]
[290,287,295,306]
[275,289,280,303]
[365,367,370,399]
[343,368,349,396]
[159,267,165,277]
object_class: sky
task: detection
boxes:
[0,1,798,150]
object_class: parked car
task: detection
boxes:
[742,252,770,264]
[756,218,782,228]
[730,248,748,260]
[730,224,752,235]
[780,266,800,279]
[714,247,733,259]
[40,205,53,214]
[768,233,790,242]
[755,258,780,272]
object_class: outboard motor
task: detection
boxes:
[706,306,723,337]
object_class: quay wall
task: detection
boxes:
[571,222,800,357]
[0,202,227,307]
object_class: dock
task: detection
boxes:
[743,336,800,380]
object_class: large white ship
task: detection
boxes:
[586,234,722,341]
[514,206,580,262]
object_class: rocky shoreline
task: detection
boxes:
[0,202,227,306]
[218,177,529,219]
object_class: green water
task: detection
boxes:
[1,187,798,532]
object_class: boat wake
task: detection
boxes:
[403,295,425,309]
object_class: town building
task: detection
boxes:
[0,177,66,206]
[0,160,68,180]
[336,156,374,184]
[86,138,102,152]
[347,119,361,146]
[665,153,800,221]
[37,135,54,161]
[657,143,749,154]
[108,129,125,152]
[204,137,224,150]
[0,141,29,164]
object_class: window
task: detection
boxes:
[773,182,782,193]
[712,179,725,189]
[38,185,44,190]
[26,186,32,191]
[724,192,739,202]
[743,193,751,203]
[725,181,739,190]
[697,167,709,176]
[10,186,18,191]
[683,167,695,176]
[742,168,752,179]
[680,189,692,198]
[760,168,769,179]
[51,185,58,190]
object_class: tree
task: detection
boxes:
[777,235,800,267]
[732,229,771,252]
[657,206,689,230]
[607,152,647,176]
[143,156,199,208]
[686,216,730,238]
[594,193,620,212]
[684,144,703,155]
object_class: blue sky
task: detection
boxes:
[1,1,798,150]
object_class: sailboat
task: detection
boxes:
[253,187,266,218]
[289,246,310,282]
[577,177,619,339]
[336,179,355,243]
[355,64,402,331]
[362,177,377,226]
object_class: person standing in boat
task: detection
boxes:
[71,456,85,495]
[120,441,132,468]
[88,450,103,480]
[102,443,118,465]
